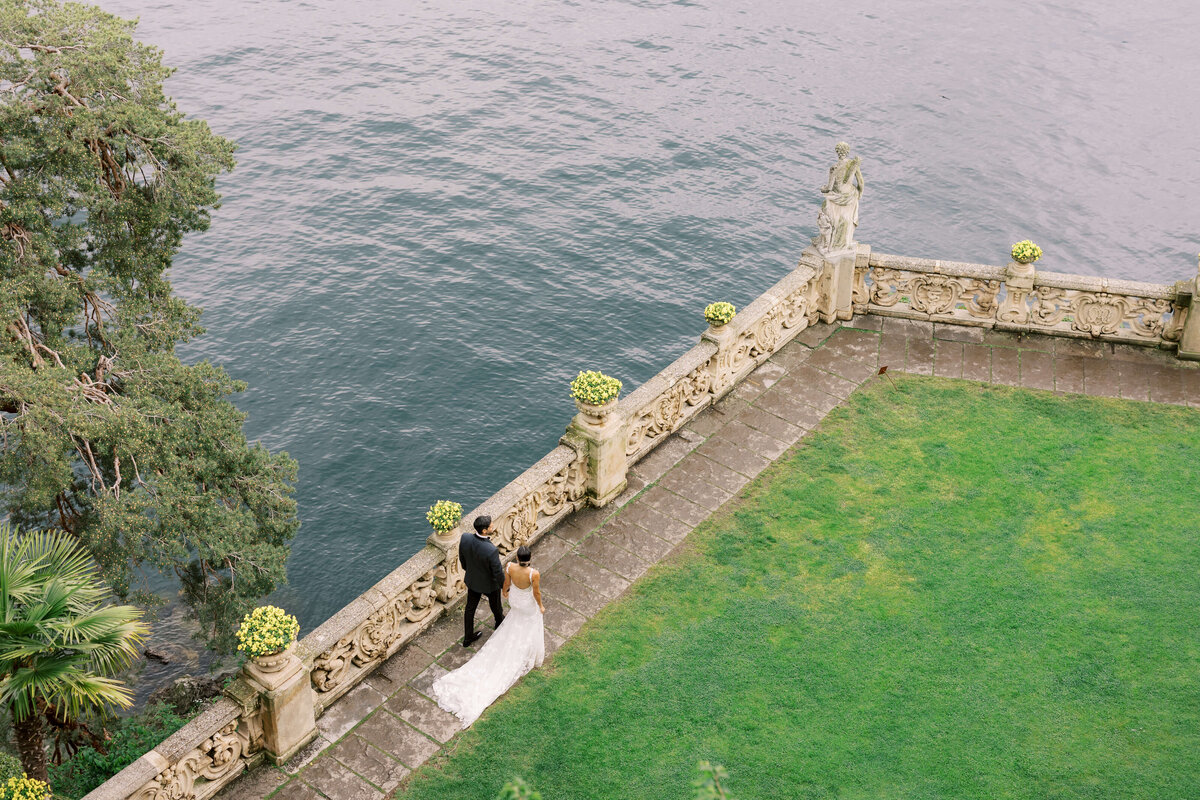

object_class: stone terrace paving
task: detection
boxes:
[219,315,1200,800]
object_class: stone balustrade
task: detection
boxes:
[83,239,1200,800]
[85,698,258,800]
[854,252,1190,347]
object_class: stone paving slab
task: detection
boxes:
[600,519,676,563]
[538,570,609,617]
[354,710,441,770]
[542,597,588,637]
[229,315,1198,800]
[317,684,387,742]
[326,736,410,793]
[961,342,992,382]
[618,501,693,543]
[384,688,461,743]
[694,436,771,478]
[302,757,381,800]
[712,419,791,460]
[576,535,649,581]
[222,766,288,800]
[274,778,325,800]
[407,664,447,700]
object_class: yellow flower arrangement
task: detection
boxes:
[1011,240,1043,265]
[0,776,50,800]
[236,605,299,659]
[704,302,736,327]
[426,500,462,533]
[570,371,622,406]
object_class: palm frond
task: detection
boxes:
[0,525,145,725]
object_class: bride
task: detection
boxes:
[433,545,545,727]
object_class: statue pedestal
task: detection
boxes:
[812,242,868,323]
[243,651,318,766]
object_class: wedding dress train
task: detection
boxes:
[433,564,545,727]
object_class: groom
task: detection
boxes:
[459,515,505,647]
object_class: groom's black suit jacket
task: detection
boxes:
[459,531,504,594]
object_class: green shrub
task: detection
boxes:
[0,755,21,784]
[47,704,187,800]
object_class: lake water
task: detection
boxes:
[97,0,1200,694]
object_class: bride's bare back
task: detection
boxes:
[503,563,544,612]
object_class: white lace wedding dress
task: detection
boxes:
[433,564,545,728]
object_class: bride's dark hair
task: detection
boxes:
[516,545,532,565]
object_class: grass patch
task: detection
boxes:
[401,376,1200,799]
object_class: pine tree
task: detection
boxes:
[0,0,300,652]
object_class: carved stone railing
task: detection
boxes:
[854,252,1189,347]
[86,236,1200,800]
[622,260,822,464]
[85,698,261,800]
[298,444,589,711]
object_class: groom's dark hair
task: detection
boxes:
[473,515,491,534]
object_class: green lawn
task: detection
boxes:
[401,376,1200,800]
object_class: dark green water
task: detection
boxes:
[99,0,1199,690]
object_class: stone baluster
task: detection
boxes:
[997,258,1035,325]
[562,407,628,508]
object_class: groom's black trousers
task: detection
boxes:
[464,588,504,640]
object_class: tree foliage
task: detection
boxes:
[0,0,299,652]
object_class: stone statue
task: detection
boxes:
[816,141,864,253]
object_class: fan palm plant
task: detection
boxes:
[0,524,147,783]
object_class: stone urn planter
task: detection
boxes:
[426,499,463,547]
[236,605,300,678]
[1009,240,1042,276]
[569,371,622,427]
[574,396,618,426]
[703,301,737,340]
[252,642,294,675]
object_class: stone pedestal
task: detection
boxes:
[426,527,466,602]
[702,321,740,400]
[242,648,317,766]
[563,412,628,508]
[812,242,867,323]
[998,260,1036,324]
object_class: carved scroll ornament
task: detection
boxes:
[861,267,999,321]
[493,457,588,554]
[310,568,440,694]
[626,365,713,457]
[1031,288,1174,339]
[132,722,248,800]
[713,278,816,393]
